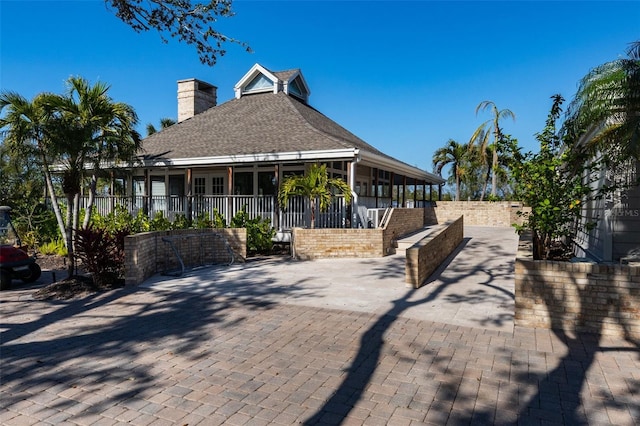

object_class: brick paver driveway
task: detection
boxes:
[1,227,639,425]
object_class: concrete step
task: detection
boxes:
[395,226,435,256]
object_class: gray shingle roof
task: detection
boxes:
[272,69,299,81]
[140,91,388,161]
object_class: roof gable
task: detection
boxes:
[234,63,310,103]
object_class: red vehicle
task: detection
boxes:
[0,206,41,290]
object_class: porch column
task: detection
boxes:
[389,172,394,207]
[422,182,426,205]
[438,184,442,201]
[374,168,379,208]
[348,160,357,228]
[274,164,280,230]
[429,184,433,201]
[186,168,193,221]
[144,169,150,215]
[402,176,407,208]
[413,179,417,207]
[109,171,115,214]
[227,167,233,226]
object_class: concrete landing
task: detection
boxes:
[395,225,436,255]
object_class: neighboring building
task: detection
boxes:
[98,64,444,233]
[574,154,640,263]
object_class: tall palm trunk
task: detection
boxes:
[65,193,75,277]
[40,154,66,245]
[491,133,499,197]
[82,173,97,229]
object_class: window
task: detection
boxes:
[243,73,273,93]
[133,177,145,196]
[234,171,253,195]
[169,175,184,197]
[151,176,165,197]
[289,77,304,98]
[212,176,224,195]
[258,171,276,196]
[194,177,206,195]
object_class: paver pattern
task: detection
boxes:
[1,227,639,425]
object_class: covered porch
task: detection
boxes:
[85,154,444,231]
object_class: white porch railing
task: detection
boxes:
[77,194,349,230]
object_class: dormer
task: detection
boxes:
[234,63,310,103]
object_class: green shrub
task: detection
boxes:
[39,239,68,256]
[150,211,171,231]
[193,211,213,229]
[231,207,275,254]
[172,214,191,230]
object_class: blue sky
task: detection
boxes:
[1,1,638,172]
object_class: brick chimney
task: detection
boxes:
[177,78,217,122]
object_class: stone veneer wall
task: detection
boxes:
[292,228,384,260]
[405,216,464,288]
[125,228,246,286]
[429,201,529,227]
[382,208,427,255]
[292,208,426,260]
[515,232,640,339]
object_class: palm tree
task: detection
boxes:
[278,163,352,228]
[432,139,468,201]
[47,77,140,275]
[470,101,516,198]
[563,40,640,165]
[0,91,67,242]
[146,117,176,136]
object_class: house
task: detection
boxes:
[574,158,640,263]
[97,64,444,235]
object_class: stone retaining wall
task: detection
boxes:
[292,228,384,260]
[405,216,464,288]
[515,232,640,339]
[382,208,426,255]
[124,228,246,286]
[428,201,528,227]
[292,208,426,260]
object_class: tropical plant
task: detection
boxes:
[470,100,516,198]
[0,92,67,242]
[509,95,601,260]
[146,117,176,136]
[39,239,68,257]
[75,225,128,288]
[278,163,352,229]
[432,139,469,201]
[563,40,640,167]
[52,77,141,230]
[41,77,140,276]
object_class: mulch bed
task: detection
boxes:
[32,254,123,300]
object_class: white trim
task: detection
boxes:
[141,148,360,168]
[359,151,445,184]
[136,148,444,184]
[234,63,279,99]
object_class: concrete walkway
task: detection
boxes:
[1,227,639,425]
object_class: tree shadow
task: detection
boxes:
[0,266,311,417]
[302,233,517,424]
[425,264,640,425]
